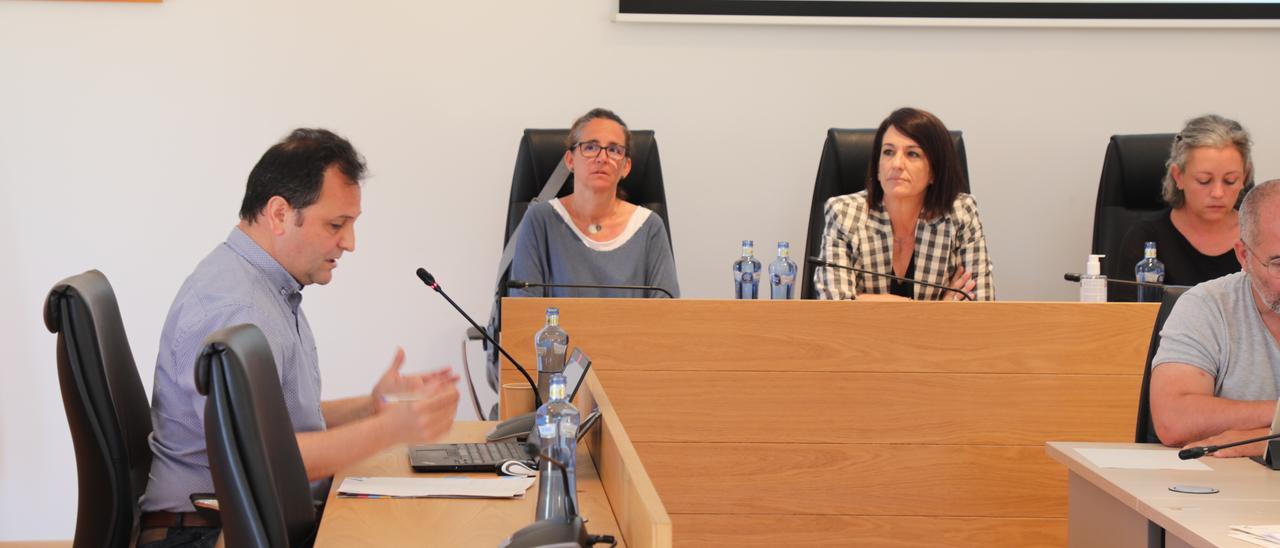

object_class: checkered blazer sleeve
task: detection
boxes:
[815,194,862,300]
[952,193,995,300]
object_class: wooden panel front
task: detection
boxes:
[578,372,673,547]
[595,371,1139,445]
[635,443,1066,517]
[674,515,1066,547]
[501,300,1156,375]
[501,299,1157,546]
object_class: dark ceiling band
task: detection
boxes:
[620,0,1280,21]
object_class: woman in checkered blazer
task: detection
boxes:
[814,107,995,301]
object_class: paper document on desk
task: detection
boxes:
[337,476,535,499]
[1229,525,1280,547]
[1075,448,1212,471]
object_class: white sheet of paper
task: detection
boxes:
[338,476,536,498]
[1230,525,1280,547]
[1075,447,1213,471]
[1229,531,1280,548]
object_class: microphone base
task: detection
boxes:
[501,516,588,548]
[487,413,535,442]
[1250,438,1280,470]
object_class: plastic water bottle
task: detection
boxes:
[733,240,762,299]
[770,241,797,300]
[534,373,579,522]
[534,307,569,403]
[1135,242,1166,303]
[1080,254,1108,303]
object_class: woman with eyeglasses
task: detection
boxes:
[508,108,679,298]
[1111,115,1252,301]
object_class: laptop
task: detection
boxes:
[1250,399,1280,468]
[410,348,592,472]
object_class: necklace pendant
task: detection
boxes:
[587,223,603,234]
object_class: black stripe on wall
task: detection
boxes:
[620,0,1280,20]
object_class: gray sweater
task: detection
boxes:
[508,199,679,298]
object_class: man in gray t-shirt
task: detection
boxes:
[1151,179,1280,458]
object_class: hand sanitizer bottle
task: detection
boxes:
[1080,254,1108,303]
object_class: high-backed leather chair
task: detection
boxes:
[1135,286,1188,444]
[800,128,969,300]
[44,270,152,548]
[196,324,316,548]
[1092,134,1176,288]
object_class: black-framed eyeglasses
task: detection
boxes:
[1243,241,1280,278]
[572,141,627,161]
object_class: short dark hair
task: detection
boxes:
[239,128,366,223]
[565,108,632,154]
[1240,179,1280,247]
[866,107,966,220]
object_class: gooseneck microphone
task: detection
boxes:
[1178,431,1280,460]
[415,268,542,409]
[503,444,596,548]
[1063,273,1189,290]
[525,442,578,519]
[807,257,973,301]
[507,279,675,299]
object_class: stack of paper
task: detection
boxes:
[1230,525,1280,547]
[337,476,535,499]
[1075,447,1213,471]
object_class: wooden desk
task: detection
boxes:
[312,422,623,547]
[1047,441,1280,548]
[502,299,1158,546]
[313,372,670,547]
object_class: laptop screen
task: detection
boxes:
[563,347,592,403]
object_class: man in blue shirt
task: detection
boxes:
[138,129,459,547]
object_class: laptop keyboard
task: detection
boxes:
[455,442,527,465]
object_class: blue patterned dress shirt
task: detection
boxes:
[141,227,326,512]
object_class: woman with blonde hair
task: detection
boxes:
[1113,114,1252,300]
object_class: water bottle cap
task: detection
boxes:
[778,241,790,249]
[1145,241,1158,257]
[548,373,567,401]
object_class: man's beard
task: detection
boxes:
[1251,274,1280,314]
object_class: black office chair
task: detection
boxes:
[1135,286,1188,444]
[44,270,153,548]
[800,128,969,300]
[196,324,316,548]
[1091,134,1176,289]
[467,128,674,417]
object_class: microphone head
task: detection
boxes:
[1064,273,1082,283]
[506,279,528,289]
[1179,446,1211,460]
[415,267,436,287]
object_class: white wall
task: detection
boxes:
[2,0,1277,540]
